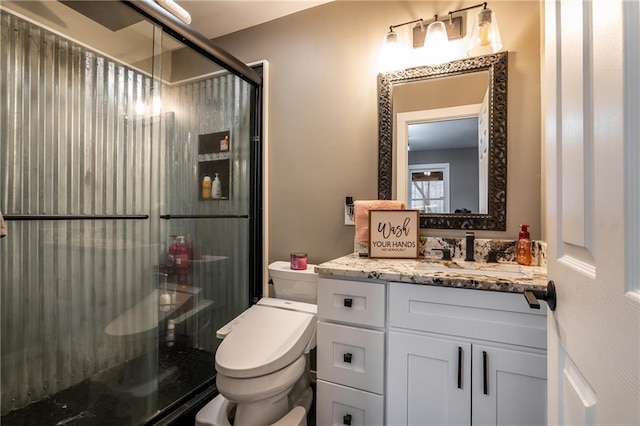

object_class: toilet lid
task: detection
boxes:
[215,305,316,378]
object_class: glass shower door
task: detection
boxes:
[0,2,261,424]
[148,30,259,415]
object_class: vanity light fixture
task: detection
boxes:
[378,2,502,71]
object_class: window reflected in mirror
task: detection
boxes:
[409,166,448,213]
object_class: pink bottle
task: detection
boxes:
[175,235,189,275]
[166,235,178,275]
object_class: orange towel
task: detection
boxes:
[354,200,406,243]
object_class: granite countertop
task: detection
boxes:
[315,253,548,294]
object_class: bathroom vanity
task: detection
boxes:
[315,254,548,426]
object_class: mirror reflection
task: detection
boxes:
[377,52,508,230]
[397,71,490,214]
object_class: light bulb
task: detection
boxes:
[422,20,449,65]
[378,30,407,72]
[151,96,162,115]
[479,24,490,47]
[478,9,492,47]
[468,8,502,56]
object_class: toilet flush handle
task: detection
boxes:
[343,298,353,308]
[343,414,352,425]
[343,353,353,363]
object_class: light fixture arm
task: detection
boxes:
[389,18,424,33]
[447,2,487,17]
[389,1,487,32]
[387,2,488,30]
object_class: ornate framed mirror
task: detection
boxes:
[378,52,507,230]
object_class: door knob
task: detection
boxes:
[524,280,557,311]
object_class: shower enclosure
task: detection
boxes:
[0,1,263,424]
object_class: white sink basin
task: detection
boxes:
[415,263,530,280]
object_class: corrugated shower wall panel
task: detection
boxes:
[160,72,253,351]
[0,10,160,414]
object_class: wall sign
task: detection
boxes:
[368,210,420,259]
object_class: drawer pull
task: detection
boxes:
[343,353,353,363]
[343,414,352,425]
[483,350,489,395]
[343,298,353,308]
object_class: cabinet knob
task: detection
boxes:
[343,298,353,308]
[343,414,352,425]
[343,353,353,363]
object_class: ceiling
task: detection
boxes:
[175,0,333,39]
[2,0,333,72]
[408,117,479,152]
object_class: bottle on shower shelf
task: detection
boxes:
[175,235,189,276]
[212,173,222,199]
[167,319,175,347]
[163,235,178,275]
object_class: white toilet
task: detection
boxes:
[195,261,318,426]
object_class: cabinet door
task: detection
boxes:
[472,345,546,426]
[387,331,471,425]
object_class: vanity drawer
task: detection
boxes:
[316,380,384,426]
[317,278,385,327]
[317,321,384,394]
[388,282,547,349]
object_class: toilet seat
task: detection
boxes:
[215,301,317,378]
[216,356,306,401]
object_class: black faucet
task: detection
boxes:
[465,231,475,261]
[432,248,452,260]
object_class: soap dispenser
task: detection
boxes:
[516,224,532,266]
[212,173,222,199]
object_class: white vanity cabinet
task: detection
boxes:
[387,282,547,426]
[316,277,386,426]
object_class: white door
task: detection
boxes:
[544,0,640,424]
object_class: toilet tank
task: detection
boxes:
[268,261,318,304]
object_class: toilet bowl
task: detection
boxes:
[195,395,308,426]
[195,262,318,426]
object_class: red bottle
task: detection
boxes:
[166,235,178,275]
[175,235,189,275]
